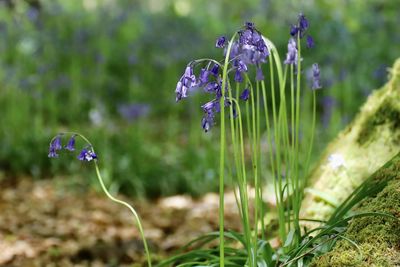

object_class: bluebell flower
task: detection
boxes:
[210,64,220,77]
[48,135,62,158]
[176,64,196,102]
[199,68,210,85]
[298,13,309,32]
[240,88,250,101]
[201,113,214,132]
[306,35,314,48]
[216,36,226,48]
[77,147,97,162]
[312,63,322,90]
[201,100,218,114]
[284,38,298,65]
[65,135,76,151]
[236,60,248,73]
[238,23,269,65]
[204,81,220,94]
[245,22,255,30]
[52,135,62,150]
[290,25,299,37]
[48,147,58,158]
[176,22,270,132]
[234,70,243,83]
[290,13,309,38]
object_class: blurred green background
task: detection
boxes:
[0,0,399,197]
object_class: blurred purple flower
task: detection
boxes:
[298,13,309,32]
[240,88,250,101]
[284,38,298,65]
[290,13,309,38]
[48,135,62,158]
[236,60,248,72]
[118,103,150,122]
[306,35,314,48]
[216,36,226,48]
[199,68,210,85]
[321,96,336,128]
[312,63,322,90]
[210,64,220,77]
[234,70,243,82]
[290,25,299,37]
[201,113,214,132]
[176,64,196,102]
[78,148,97,162]
[26,7,39,22]
[65,135,76,151]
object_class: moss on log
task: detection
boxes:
[311,154,400,267]
[300,58,400,223]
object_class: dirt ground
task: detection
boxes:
[0,177,248,267]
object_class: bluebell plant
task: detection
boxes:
[48,132,152,267]
[174,13,322,266]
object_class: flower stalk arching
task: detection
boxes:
[174,15,322,264]
[48,132,152,267]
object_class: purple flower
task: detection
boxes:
[289,13,309,38]
[284,38,298,65]
[199,68,210,85]
[204,81,221,94]
[48,135,62,158]
[216,36,226,48]
[201,113,214,132]
[306,35,314,48]
[210,64,220,77]
[240,88,250,101]
[77,148,97,162]
[238,22,269,65]
[312,63,322,90]
[48,147,58,158]
[201,100,217,114]
[176,64,196,102]
[245,22,255,30]
[118,103,150,122]
[65,135,76,151]
[298,13,309,32]
[234,70,243,83]
[290,25,299,37]
[236,60,248,72]
[256,67,264,81]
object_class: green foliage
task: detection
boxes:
[0,0,399,197]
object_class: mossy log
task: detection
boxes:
[311,154,400,267]
[300,58,400,224]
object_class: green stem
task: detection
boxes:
[304,91,317,195]
[52,132,152,267]
[293,34,302,240]
[94,163,152,267]
[218,34,237,267]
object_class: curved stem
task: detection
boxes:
[51,132,152,267]
[94,163,152,267]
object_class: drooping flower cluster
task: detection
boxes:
[285,13,315,65]
[312,63,322,90]
[48,134,97,162]
[284,38,298,65]
[175,22,267,132]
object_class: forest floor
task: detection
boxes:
[0,177,260,267]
